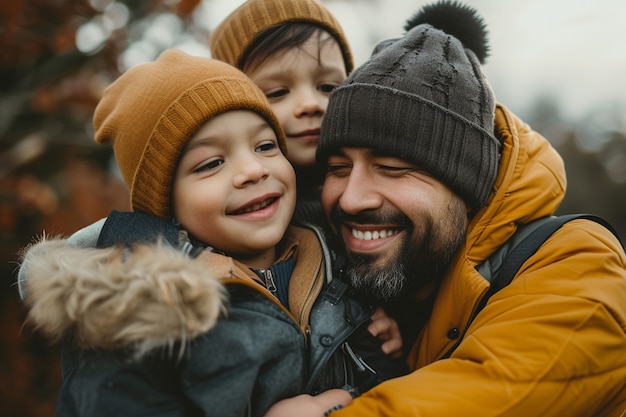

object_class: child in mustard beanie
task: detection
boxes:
[19,49,408,417]
[210,0,354,223]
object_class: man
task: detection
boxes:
[266,1,626,416]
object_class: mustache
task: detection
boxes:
[330,205,412,228]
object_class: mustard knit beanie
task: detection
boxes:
[209,0,353,74]
[94,49,285,220]
[318,1,500,209]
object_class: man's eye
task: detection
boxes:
[380,165,408,171]
[195,159,223,172]
[327,164,351,176]
[381,164,411,172]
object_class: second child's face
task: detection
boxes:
[172,110,296,269]
[246,32,347,168]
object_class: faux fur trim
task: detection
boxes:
[20,237,226,354]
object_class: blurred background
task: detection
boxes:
[1,0,624,415]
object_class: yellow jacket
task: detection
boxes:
[334,104,626,416]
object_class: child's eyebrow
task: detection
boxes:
[249,68,290,82]
[186,120,275,150]
[250,120,275,134]
[316,63,345,75]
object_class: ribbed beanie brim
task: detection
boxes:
[318,22,501,209]
[209,0,353,73]
[319,83,498,208]
[94,49,285,219]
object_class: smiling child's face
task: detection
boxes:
[246,30,346,168]
[172,110,296,269]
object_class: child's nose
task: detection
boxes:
[233,157,270,187]
[294,88,324,117]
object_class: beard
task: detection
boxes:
[331,200,466,303]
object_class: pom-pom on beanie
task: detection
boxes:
[209,0,353,74]
[317,0,501,209]
[94,49,285,220]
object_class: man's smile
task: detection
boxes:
[350,227,400,240]
[342,223,403,253]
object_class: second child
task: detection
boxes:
[210,0,352,222]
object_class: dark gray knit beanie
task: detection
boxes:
[317,0,501,209]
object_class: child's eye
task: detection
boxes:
[319,83,338,94]
[265,88,288,99]
[194,158,224,173]
[255,141,278,153]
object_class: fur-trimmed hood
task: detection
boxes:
[19,237,226,354]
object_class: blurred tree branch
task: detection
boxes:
[0,0,203,166]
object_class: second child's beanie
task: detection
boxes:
[317,1,501,209]
[94,49,285,220]
[209,0,353,74]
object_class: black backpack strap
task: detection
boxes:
[441,214,622,359]
[490,214,622,294]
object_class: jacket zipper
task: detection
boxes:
[342,342,376,374]
[258,268,277,294]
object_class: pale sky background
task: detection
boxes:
[196,0,626,121]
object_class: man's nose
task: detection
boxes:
[339,169,384,214]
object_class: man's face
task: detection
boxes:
[321,147,468,302]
